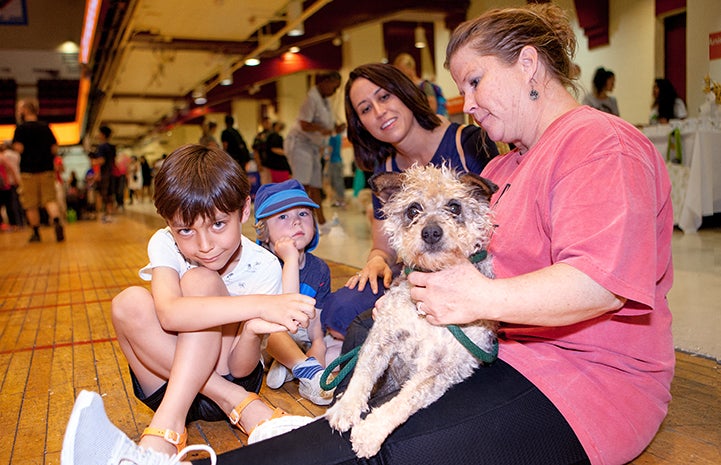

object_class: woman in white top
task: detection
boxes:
[650,78,687,124]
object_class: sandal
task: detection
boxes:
[140,426,188,453]
[228,392,287,436]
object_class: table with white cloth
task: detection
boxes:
[642,121,721,232]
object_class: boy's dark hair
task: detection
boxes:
[154,144,251,225]
[100,125,112,138]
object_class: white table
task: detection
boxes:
[642,123,721,232]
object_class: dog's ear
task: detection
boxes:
[369,172,404,204]
[459,173,499,201]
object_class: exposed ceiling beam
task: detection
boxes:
[129,31,256,55]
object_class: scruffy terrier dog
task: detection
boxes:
[325,164,499,458]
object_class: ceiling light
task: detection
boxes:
[414,25,427,49]
[58,41,79,54]
[244,57,260,66]
[79,0,102,64]
[192,87,207,105]
[219,68,233,86]
[288,46,300,54]
[287,0,304,37]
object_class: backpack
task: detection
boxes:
[425,80,448,117]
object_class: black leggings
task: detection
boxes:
[193,312,589,465]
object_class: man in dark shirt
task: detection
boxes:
[220,115,250,169]
[92,126,117,222]
[12,98,64,242]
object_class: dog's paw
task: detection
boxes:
[325,400,362,432]
[349,420,387,458]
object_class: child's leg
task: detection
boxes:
[179,268,283,436]
[265,332,308,371]
[304,315,326,364]
[112,286,178,396]
[264,330,332,405]
[112,284,223,454]
[111,272,276,452]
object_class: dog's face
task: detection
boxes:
[370,165,498,272]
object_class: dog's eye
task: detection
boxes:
[406,202,422,220]
[446,200,462,216]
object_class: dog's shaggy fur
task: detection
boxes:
[325,164,499,458]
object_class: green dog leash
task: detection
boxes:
[320,250,498,391]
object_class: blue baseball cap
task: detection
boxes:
[254,179,320,251]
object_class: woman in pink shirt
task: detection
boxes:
[61,4,673,465]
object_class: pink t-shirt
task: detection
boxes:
[484,106,674,465]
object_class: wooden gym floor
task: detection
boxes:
[0,210,719,464]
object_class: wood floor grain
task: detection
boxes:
[0,213,718,464]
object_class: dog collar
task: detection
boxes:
[404,249,487,276]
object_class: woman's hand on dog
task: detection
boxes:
[408,261,492,326]
[345,255,393,294]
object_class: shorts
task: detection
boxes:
[285,134,322,188]
[20,171,57,210]
[129,361,264,424]
[269,169,292,183]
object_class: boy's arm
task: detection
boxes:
[150,266,315,333]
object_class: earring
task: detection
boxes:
[529,88,539,101]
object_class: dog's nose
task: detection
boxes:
[421,224,443,244]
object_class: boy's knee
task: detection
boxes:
[180,267,226,296]
[112,286,153,326]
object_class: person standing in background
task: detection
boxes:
[199,120,220,148]
[92,125,117,223]
[113,151,129,213]
[221,115,251,169]
[327,131,346,207]
[582,67,619,116]
[12,98,64,242]
[0,141,23,230]
[126,155,143,205]
[252,116,273,184]
[263,121,292,183]
[54,151,67,220]
[140,155,152,202]
[393,53,440,115]
[284,71,344,228]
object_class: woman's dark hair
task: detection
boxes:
[445,3,579,94]
[154,144,250,225]
[592,67,613,95]
[654,78,679,122]
[344,63,441,172]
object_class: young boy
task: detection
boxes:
[253,179,338,406]
[108,145,315,460]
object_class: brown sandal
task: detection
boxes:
[228,392,287,436]
[140,426,188,453]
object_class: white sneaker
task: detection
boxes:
[298,371,334,406]
[247,415,317,444]
[266,359,293,389]
[61,390,217,465]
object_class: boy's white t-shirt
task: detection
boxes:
[139,227,282,296]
